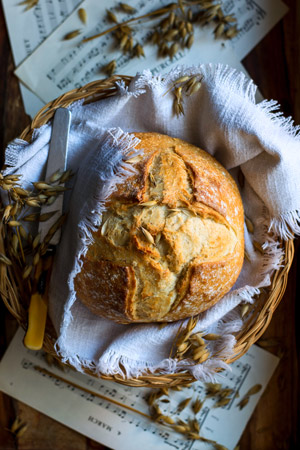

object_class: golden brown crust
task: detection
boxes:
[74,132,244,323]
[166,254,243,321]
[74,257,136,322]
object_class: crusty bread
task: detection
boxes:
[74,133,244,323]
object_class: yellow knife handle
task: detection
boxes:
[23,253,53,350]
[23,292,48,350]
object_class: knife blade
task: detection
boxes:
[39,107,71,244]
[24,108,71,350]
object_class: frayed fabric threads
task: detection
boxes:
[54,128,142,363]
[3,63,300,381]
[268,210,300,240]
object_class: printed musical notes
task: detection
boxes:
[2,0,82,116]
[0,328,279,450]
[13,0,288,106]
[227,0,287,57]
[2,0,288,116]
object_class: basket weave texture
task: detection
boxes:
[0,76,295,387]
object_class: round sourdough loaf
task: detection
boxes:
[74,133,244,323]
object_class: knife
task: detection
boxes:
[24,108,71,350]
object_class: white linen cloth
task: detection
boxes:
[3,64,300,380]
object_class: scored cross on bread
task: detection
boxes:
[74,133,244,323]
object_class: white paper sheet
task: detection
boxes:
[13,0,287,107]
[2,0,82,117]
[0,328,279,450]
[225,0,288,60]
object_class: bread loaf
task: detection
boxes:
[74,133,244,323]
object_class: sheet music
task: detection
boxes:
[1,0,82,117]
[0,328,279,450]
[12,0,287,109]
[13,0,240,104]
[3,0,287,116]
[226,0,288,59]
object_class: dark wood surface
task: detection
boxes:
[0,1,299,449]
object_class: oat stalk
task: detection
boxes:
[0,169,73,299]
[78,1,238,77]
[82,5,178,43]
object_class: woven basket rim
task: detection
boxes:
[1,75,295,387]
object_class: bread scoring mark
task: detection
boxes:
[173,143,243,232]
[166,256,243,321]
[76,133,244,323]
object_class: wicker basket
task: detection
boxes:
[0,76,295,388]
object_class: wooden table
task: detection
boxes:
[0,1,299,449]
